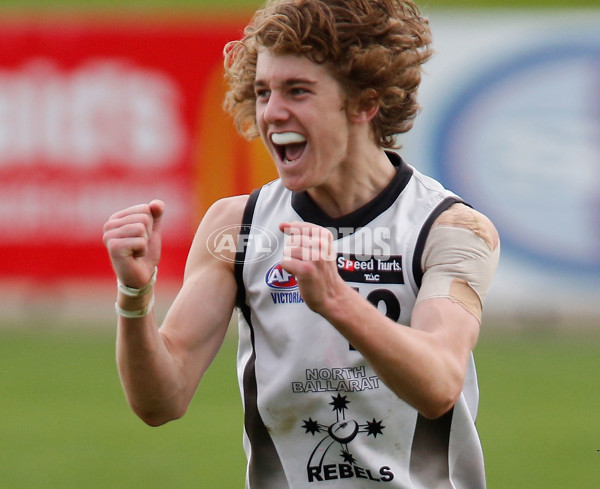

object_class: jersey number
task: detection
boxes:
[349,288,401,351]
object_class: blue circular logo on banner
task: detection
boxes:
[432,38,600,275]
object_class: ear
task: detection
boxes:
[348,89,379,124]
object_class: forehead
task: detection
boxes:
[254,49,336,87]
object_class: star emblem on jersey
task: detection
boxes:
[302,417,321,435]
[301,393,393,483]
[365,418,385,438]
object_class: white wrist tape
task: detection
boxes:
[115,294,155,319]
[117,267,157,297]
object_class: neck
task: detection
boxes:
[306,148,396,218]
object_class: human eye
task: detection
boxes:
[290,86,309,97]
[255,87,270,100]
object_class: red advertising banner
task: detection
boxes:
[0,16,277,281]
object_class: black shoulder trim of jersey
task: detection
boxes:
[235,188,261,309]
[290,152,413,231]
[412,197,469,289]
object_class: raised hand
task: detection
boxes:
[279,221,344,315]
[103,199,164,289]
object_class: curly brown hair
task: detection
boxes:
[223,0,433,149]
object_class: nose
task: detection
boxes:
[261,91,289,124]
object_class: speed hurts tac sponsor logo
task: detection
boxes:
[265,262,304,304]
[337,254,404,284]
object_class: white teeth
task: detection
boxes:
[271,132,306,145]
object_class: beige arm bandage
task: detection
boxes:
[415,204,500,322]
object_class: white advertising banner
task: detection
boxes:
[401,10,600,321]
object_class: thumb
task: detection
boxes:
[149,199,165,233]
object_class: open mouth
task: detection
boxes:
[271,132,307,165]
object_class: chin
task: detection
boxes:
[280,179,305,192]
[279,174,310,193]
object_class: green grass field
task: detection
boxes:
[1,322,599,488]
[0,324,246,489]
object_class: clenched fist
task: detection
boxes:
[103,200,164,289]
[279,221,345,315]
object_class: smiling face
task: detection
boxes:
[254,49,355,193]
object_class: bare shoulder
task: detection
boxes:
[185,195,250,275]
[434,203,499,251]
[201,194,249,228]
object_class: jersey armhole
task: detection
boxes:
[412,197,468,289]
[235,188,262,310]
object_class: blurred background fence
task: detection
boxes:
[0,1,598,488]
[0,1,598,328]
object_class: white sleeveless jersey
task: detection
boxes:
[234,154,486,489]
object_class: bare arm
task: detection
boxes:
[315,288,478,419]
[279,204,499,419]
[103,196,247,426]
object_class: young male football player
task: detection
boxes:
[103,1,500,487]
